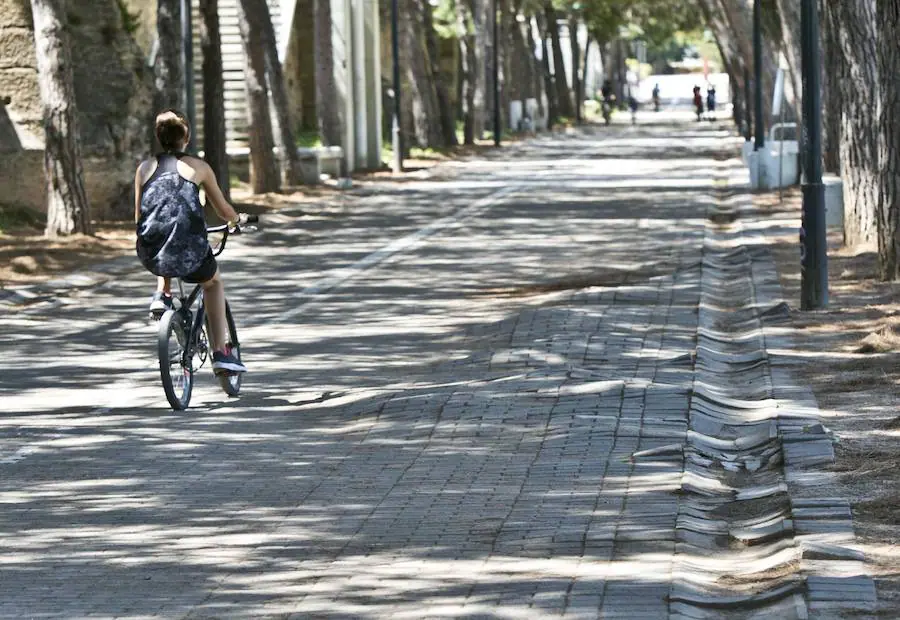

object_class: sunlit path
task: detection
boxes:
[0,121,870,618]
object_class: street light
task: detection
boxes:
[800,0,828,308]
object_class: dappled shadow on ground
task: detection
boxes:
[0,120,794,617]
[755,187,900,615]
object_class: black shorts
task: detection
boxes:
[182,250,218,284]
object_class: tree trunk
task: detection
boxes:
[31,0,91,237]
[154,0,184,112]
[401,0,444,148]
[877,0,900,278]
[545,3,572,117]
[820,0,841,173]
[581,36,592,103]
[468,0,487,138]
[774,0,801,112]
[422,0,458,146]
[527,14,546,123]
[830,0,878,249]
[239,0,301,186]
[457,0,476,144]
[535,13,557,127]
[314,0,342,146]
[235,0,279,193]
[569,16,581,122]
[199,0,230,201]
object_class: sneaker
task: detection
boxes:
[212,350,247,375]
[149,291,174,314]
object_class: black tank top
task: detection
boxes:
[135,153,209,278]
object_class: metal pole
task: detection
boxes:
[779,69,785,203]
[181,0,196,152]
[493,0,501,146]
[753,0,764,150]
[391,0,403,173]
[800,0,827,309]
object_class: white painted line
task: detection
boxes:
[275,186,516,322]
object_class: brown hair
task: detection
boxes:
[155,109,190,152]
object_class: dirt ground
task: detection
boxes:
[0,176,419,289]
[758,188,900,615]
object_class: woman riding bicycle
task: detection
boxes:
[135,109,247,375]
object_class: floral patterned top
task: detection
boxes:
[136,153,209,278]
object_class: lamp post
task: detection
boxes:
[391,0,403,172]
[493,0,500,146]
[799,0,827,308]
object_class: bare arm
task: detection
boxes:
[198,163,240,224]
[134,164,145,223]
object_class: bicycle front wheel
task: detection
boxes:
[158,309,194,410]
[216,301,242,397]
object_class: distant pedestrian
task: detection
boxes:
[706,86,717,119]
[692,86,704,122]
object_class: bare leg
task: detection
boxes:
[202,271,228,352]
[157,276,171,294]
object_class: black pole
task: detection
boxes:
[391,0,403,173]
[799,0,827,309]
[181,0,196,152]
[492,0,500,146]
[753,0,764,150]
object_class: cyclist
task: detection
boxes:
[135,109,247,375]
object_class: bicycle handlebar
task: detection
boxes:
[209,213,258,256]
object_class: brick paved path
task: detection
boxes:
[0,123,869,618]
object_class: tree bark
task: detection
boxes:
[830,0,878,249]
[545,3,572,118]
[314,0,342,146]
[31,0,91,237]
[877,0,900,278]
[569,16,581,122]
[535,13,557,127]
[457,0,476,144]
[154,0,184,112]
[199,0,230,201]
[239,0,301,186]
[526,14,546,123]
[235,0,279,193]
[422,0,458,146]
[820,0,841,173]
[468,0,487,138]
[401,0,444,148]
[774,0,801,112]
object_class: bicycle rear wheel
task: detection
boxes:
[158,309,194,410]
[216,301,242,396]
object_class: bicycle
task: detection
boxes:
[156,215,257,410]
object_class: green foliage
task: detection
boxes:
[115,0,141,35]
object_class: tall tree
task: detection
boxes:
[535,12,558,127]
[30,0,91,237]
[154,0,184,111]
[568,15,581,121]
[422,0,458,145]
[457,0,477,143]
[235,0,279,193]
[314,0,342,146]
[820,0,841,173]
[401,0,445,148]
[877,0,900,278]
[827,0,878,249]
[545,2,573,117]
[468,0,488,138]
[198,0,230,200]
[242,0,302,186]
